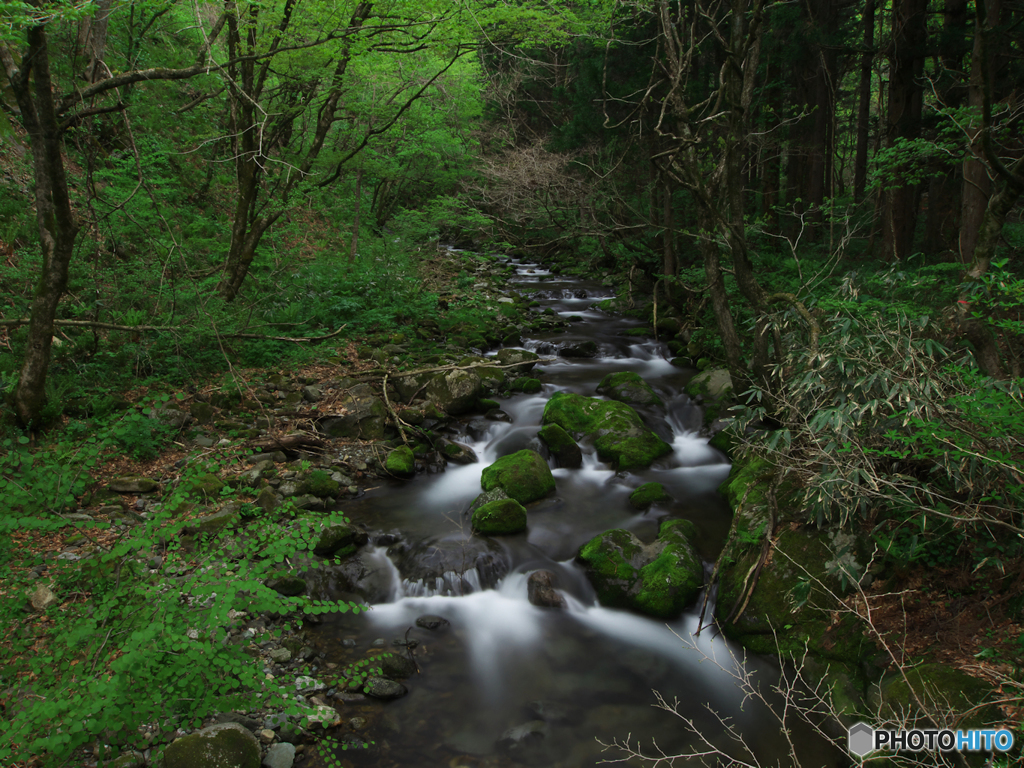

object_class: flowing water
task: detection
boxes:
[309,258,839,768]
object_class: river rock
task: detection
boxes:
[558,340,598,358]
[163,722,260,768]
[437,438,478,465]
[684,368,734,423]
[385,446,415,478]
[262,742,295,768]
[214,712,262,731]
[496,347,539,378]
[497,720,548,759]
[480,449,555,504]
[363,677,408,700]
[629,482,672,509]
[266,573,306,597]
[391,536,509,592]
[380,652,417,679]
[472,498,528,535]
[536,423,582,468]
[303,550,394,603]
[318,384,387,439]
[596,371,663,408]
[542,392,671,470]
[426,368,483,415]
[576,519,702,618]
[313,523,368,558]
[415,614,450,630]
[527,570,566,609]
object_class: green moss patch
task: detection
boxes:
[629,482,672,509]
[480,449,555,504]
[472,498,528,535]
[542,391,671,470]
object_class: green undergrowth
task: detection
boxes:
[0,447,361,766]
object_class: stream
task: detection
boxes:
[308,258,838,767]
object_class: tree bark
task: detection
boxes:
[853,0,875,202]
[879,0,926,261]
[1,25,80,426]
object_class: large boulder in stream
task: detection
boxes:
[496,348,540,380]
[537,424,582,469]
[163,722,260,768]
[542,392,672,470]
[596,371,663,408]
[576,519,703,618]
[480,449,556,504]
[472,498,528,535]
[389,536,510,593]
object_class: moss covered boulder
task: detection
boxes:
[266,572,307,596]
[576,520,703,618]
[629,482,672,509]
[714,459,871,663]
[876,664,1002,729]
[496,348,539,379]
[511,377,542,393]
[542,391,671,470]
[426,368,483,415]
[684,368,734,424]
[319,384,388,439]
[537,423,582,469]
[386,446,416,478]
[298,469,341,498]
[163,722,260,768]
[313,523,369,557]
[472,498,528,535]
[596,371,663,408]
[480,450,555,504]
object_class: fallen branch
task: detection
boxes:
[248,433,327,453]
[0,318,346,343]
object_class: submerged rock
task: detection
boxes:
[385,446,415,478]
[542,392,671,470]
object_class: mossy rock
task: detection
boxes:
[629,482,672,509]
[877,664,1002,730]
[576,520,703,618]
[426,369,483,415]
[596,371,663,408]
[684,368,734,424]
[313,523,368,557]
[385,446,416,478]
[472,498,528,535]
[163,722,260,768]
[191,508,240,537]
[511,377,542,394]
[478,398,500,412]
[480,449,555,504]
[716,520,870,664]
[298,469,341,498]
[537,423,582,469]
[181,473,225,501]
[266,572,307,596]
[542,391,671,471]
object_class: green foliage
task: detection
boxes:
[0,460,360,766]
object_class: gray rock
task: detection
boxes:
[30,584,58,611]
[262,742,295,768]
[108,477,160,494]
[363,677,407,700]
[301,385,322,403]
[415,615,450,631]
[527,571,566,609]
[269,647,292,663]
[150,407,191,430]
[163,722,260,768]
[295,676,326,694]
[317,384,387,440]
[215,711,262,731]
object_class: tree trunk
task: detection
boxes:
[960,0,1001,263]
[78,0,114,83]
[853,0,875,202]
[879,0,926,261]
[1,25,80,426]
